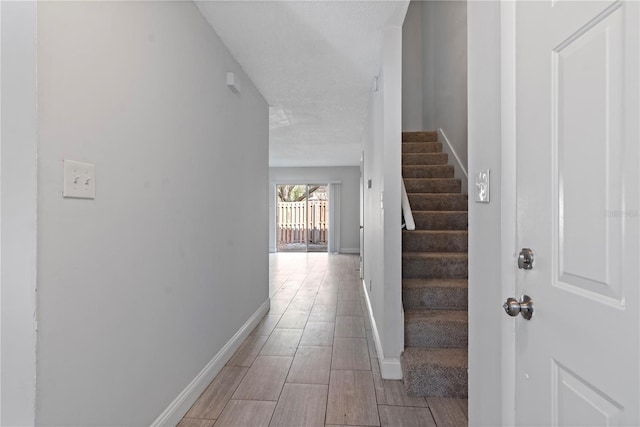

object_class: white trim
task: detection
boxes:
[437,128,468,194]
[271,181,339,254]
[328,183,341,253]
[362,279,402,380]
[381,25,405,371]
[1,3,38,424]
[0,4,4,421]
[150,299,270,427]
[339,248,359,254]
[437,128,468,179]
[379,357,403,380]
[500,2,517,426]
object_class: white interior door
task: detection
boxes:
[513,1,639,425]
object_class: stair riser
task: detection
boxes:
[401,361,468,398]
[404,179,461,193]
[402,142,443,153]
[408,195,468,211]
[403,286,468,310]
[402,256,468,279]
[402,232,468,252]
[403,153,448,165]
[413,212,468,230]
[405,319,467,348]
[402,131,438,142]
[402,166,455,179]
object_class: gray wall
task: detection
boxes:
[422,1,467,168]
[362,27,404,378]
[362,70,385,361]
[269,167,360,253]
[36,2,268,425]
[402,1,467,170]
[402,1,423,131]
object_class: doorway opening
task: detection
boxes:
[276,184,328,252]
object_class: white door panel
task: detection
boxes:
[554,4,624,303]
[514,1,639,425]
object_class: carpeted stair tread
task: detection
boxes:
[403,279,468,310]
[404,309,468,348]
[412,211,468,230]
[403,278,468,289]
[408,194,468,211]
[402,153,449,166]
[404,178,461,194]
[402,230,468,252]
[402,142,443,153]
[403,131,438,142]
[402,252,468,279]
[401,348,468,398]
[403,165,455,179]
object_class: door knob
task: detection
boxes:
[518,248,535,269]
[503,295,534,320]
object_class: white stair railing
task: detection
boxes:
[401,178,415,231]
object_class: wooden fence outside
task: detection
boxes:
[277,200,328,244]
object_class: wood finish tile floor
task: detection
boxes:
[179,253,468,427]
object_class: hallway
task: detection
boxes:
[178,253,468,427]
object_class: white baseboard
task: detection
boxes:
[361,279,403,380]
[438,128,469,195]
[379,357,403,379]
[150,299,270,427]
[340,248,360,254]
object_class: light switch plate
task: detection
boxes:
[474,169,490,203]
[63,160,95,199]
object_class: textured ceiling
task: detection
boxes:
[196,1,409,167]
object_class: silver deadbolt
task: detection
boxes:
[503,295,534,320]
[518,248,535,269]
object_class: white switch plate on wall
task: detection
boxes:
[63,160,95,199]
[474,169,490,203]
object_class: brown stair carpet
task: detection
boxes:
[402,142,443,153]
[404,178,461,193]
[401,131,468,399]
[403,164,455,179]
[402,153,449,165]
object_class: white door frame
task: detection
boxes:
[1,2,3,420]
[0,2,39,425]
[272,181,340,253]
[499,2,517,425]
[359,150,364,280]
[327,182,341,254]
[468,2,517,423]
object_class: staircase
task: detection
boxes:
[400,131,468,398]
